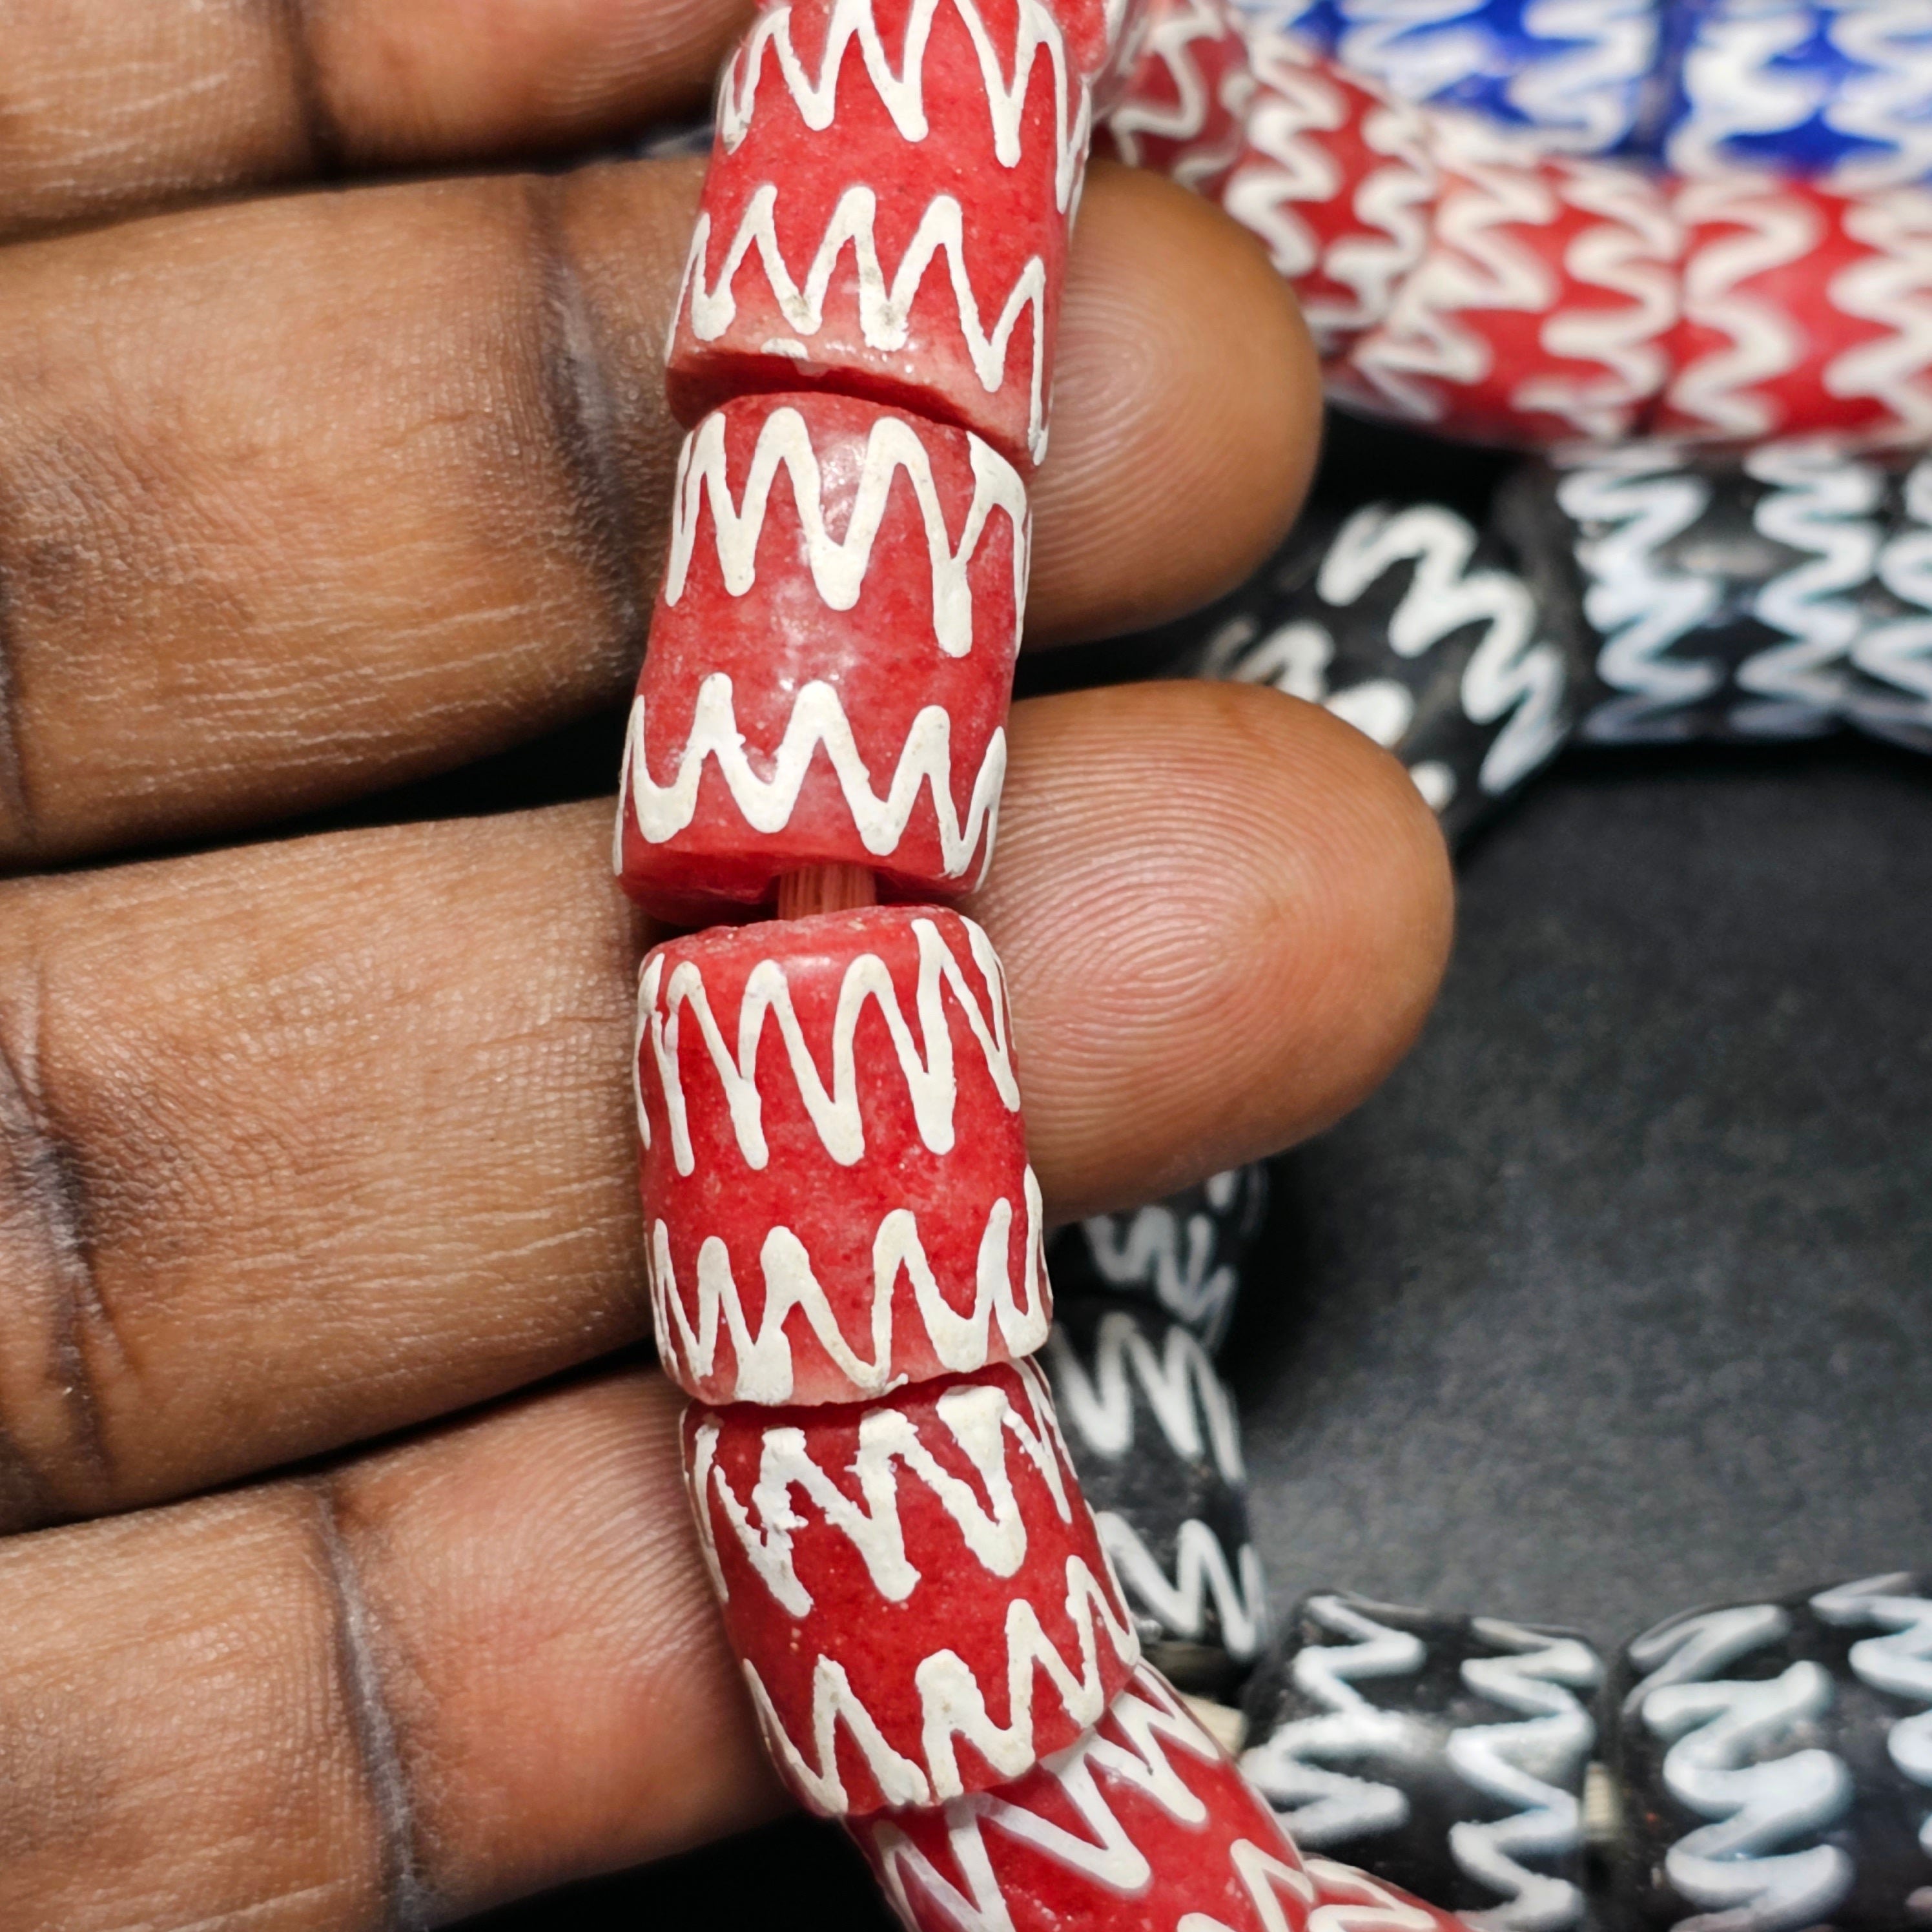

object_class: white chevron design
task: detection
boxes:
[1076,1181,1243,1335]
[718,0,1092,211]
[1811,1574,1932,1856]
[637,910,1022,1173]
[688,1357,1074,1613]
[1556,455,1723,743]
[1666,10,1828,181]
[678,182,1056,462]
[1626,1605,1856,1932]
[1222,35,1434,353]
[1506,0,1654,154]
[1318,502,1568,794]
[1047,1309,1244,1481]
[1668,179,1822,440]
[1513,158,1679,440]
[1303,1856,1443,1932]
[1347,120,1562,422]
[1829,9,1932,193]
[746,1552,1141,1811]
[1854,457,1932,739]
[649,1169,1050,1404]
[1740,441,1885,736]
[1240,1596,1425,1845]
[618,677,1007,879]
[1107,0,1251,189]
[1181,1838,1323,1932]
[664,404,1030,659]
[1443,1619,1601,1932]
[1827,190,1932,446]
[1098,1510,1269,1659]
[870,1669,1313,1927]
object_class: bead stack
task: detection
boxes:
[615,3,1460,1926]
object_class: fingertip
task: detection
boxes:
[1027,164,1322,646]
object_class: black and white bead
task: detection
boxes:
[1240,1591,1605,1932]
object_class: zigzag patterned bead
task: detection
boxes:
[1608,1574,1932,1932]
[1100,0,1256,195]
[1657,175,1932,449]
[665,0,1096,467]
[614,391,1027,921]
[1218,31,1438,359]
[1334,111,1682,447]
[1652,1,1932,191]
[1240,1592,1603,1932]
[638,905,1053,1406]
[684,1359,1139,1815]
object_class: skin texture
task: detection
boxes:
[0,3,1452,1925]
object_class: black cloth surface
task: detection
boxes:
[469,735,1932,1928]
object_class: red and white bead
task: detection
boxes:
[1099,0,1254,196]
[615,390,1028,922]
[1218,35,1435,361]
[684,1359,1138,1814]
[666,0,1094,468]
[1659,176,1932,449]
[638,905,1051,1408]
[1333,114,1682,448]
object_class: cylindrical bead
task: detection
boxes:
[665,0,1093,468]
[615,390,1027,922]
[683,1360,1140,1815]
[638,905,1051,1407]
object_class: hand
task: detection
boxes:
[0,4,1452,1924]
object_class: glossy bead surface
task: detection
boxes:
[615,391,1027,922]
[1242,1592,1603,1932]
[664,0,1093,467]
[684,1360,1139,1815]
[639,905,1050,1408]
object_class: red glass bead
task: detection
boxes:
[1100,0,1255,196]
[614,390,1027,924]
[1218,35,1435,362]
[854,1663,1319,1930]
[1658,176,1932,449]
[683,1359,1139,1815]
[1335,116,1682,448]
[665,0,1094,468]
[638,905,1051,1408]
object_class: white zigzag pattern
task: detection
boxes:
[1829,8,1932,194]
[1047,1308,1245,1480]
[1240,1595,1423,1845]
[1811,1573,1932,1857]
[1668,178,1820,440]
[679,184,1056,464]
[1302,1856,1443,1932]
[1854,457,1932,737]
[1740,441,1885,735]
[1223,35,1434,352]
[649,1170,1050,1404]
[746,1554,1140,1810]
[870,1670,1313,1929]
[1667,11,1829,181]
[637,910,1022,1173]
[1107,0,1251,189]
[1514,157,1680,439]
[1827,189,1932,446]
[1077,1187,1241,1335]
[664,404,1030,659]
[617,677,1007,880]
[1317,502,1568,795]
[1506,0,1654,154]
[689,1357,1075,1614]
[1443,1619,1601,1932]
[719,0,1092,211]
[1098,1510,1269,1659]
[1627,1605,1855,1932]
[1558,456,1723,743]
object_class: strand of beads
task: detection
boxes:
[615,3,1474,1926]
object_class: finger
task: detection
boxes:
[0,1368,780,1929]
[0,159,1317,869]
[0,683,1448,1530]
[0,0,754,240]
